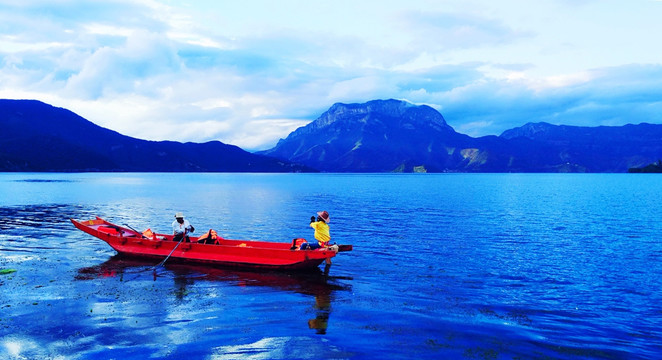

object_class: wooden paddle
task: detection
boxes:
[154,229,187,269]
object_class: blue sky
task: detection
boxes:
[1,0,661,150]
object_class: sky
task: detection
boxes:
[1,0,661,150]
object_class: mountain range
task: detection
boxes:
[261,99,662,173]
[1,98,660,173]
[0,99,311,172]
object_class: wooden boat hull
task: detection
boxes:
[71,217,351,270]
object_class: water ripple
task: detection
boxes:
[1,173,662,359]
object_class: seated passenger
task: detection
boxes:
[197,229,220,245]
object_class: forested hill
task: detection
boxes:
[0,99,312,172]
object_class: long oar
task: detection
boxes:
[121,231,187,282]
[153,231,187,269]
[121,237,183,282]
[124,223,147,239]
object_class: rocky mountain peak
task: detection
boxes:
[294,99,454,139]
[260,99,468,172]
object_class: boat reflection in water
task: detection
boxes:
[76,255,352,334]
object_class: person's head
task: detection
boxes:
[175,212,185,224]
[316,211,330,223]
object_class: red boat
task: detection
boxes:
[71,217,352,270]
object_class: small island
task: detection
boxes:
[629,160,662,173]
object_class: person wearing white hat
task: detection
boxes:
[172,212,195,242]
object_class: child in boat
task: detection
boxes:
[301,211,330,251]
[172,212,195,242]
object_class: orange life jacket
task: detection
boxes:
[293,238,307,247]
[290,238,307,250]
[142,228,156,239]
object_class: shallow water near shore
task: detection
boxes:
[1,172,661,359]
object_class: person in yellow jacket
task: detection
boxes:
[310,210,330,246]
[301,211,330,251]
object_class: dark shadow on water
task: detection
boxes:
[0,204,98,231]
[76,255,352,334]
[13,179,78,183]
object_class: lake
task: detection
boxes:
[1,173,661,359]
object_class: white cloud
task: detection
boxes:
[327,76,395,103]
[1,0,662,149]
[83,23,134,37]
[455,120,494,137]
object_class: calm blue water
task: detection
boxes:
[1,173,661,359]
